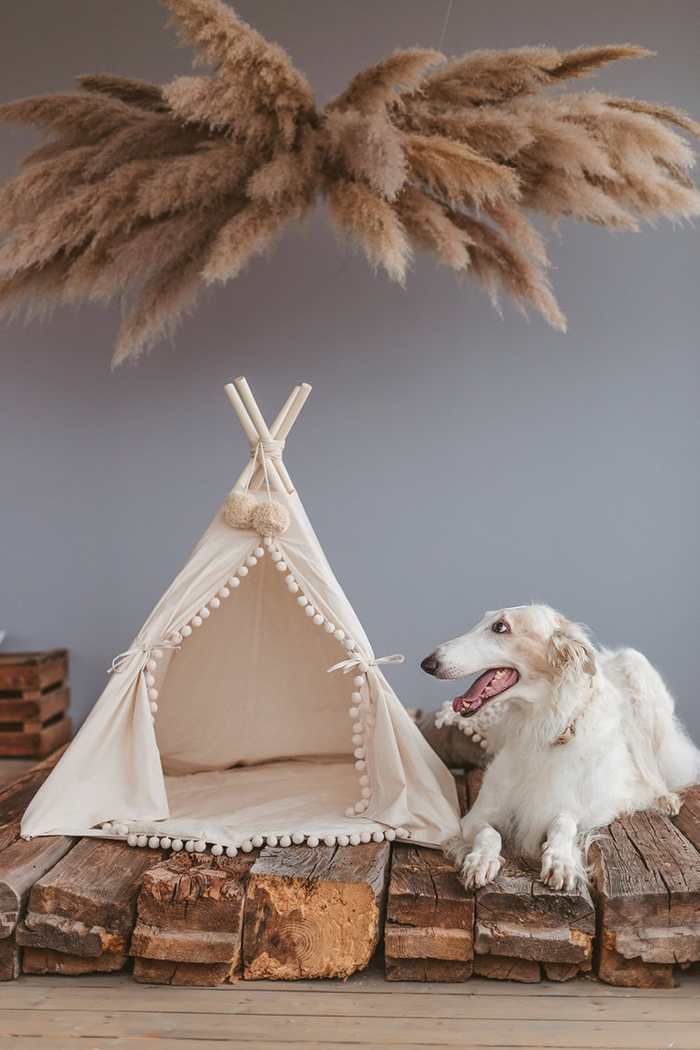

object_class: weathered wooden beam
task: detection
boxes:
[384,768,474,984]
[0,749,76,981]
[243,842,390,980]
[21,945,128,975]
[131,852,257,986]
[676,784,700,853]
[133,957,235,986]
[0,745,67,851]
[475,862,595,968]
[0,937,20,981]
[468,765,594,980]
[591,808,700,985]
[17,838,164,971]
[384,842,474,982]
[473,954,541,982]
[0,836,75,940]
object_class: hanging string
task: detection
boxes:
[437,0,454,53]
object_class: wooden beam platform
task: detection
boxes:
[16,837,165,973]
[0,753,698,988]
[591,807,700,987]
[243,842,391,980]
[131,850,258,986]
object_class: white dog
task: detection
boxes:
[421,605,700,891]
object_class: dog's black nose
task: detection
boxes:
[421,654,439,675]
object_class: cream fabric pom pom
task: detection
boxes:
[223,491,257,529]
[252,501,290,537]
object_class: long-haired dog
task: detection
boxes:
[421,605,700,891]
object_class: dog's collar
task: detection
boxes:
[554,677,594,745]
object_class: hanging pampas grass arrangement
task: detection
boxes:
[0,0,698,365]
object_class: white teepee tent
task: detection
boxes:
[23,379,460,855]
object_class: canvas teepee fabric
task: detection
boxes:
[22,378,460,856]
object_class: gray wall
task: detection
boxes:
[2,1,699,738]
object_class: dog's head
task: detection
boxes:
[421,605,596,717]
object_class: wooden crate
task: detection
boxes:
[0,651,71,758]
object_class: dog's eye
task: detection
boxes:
[491,620,509,634]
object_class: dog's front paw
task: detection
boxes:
[654,792,681,816]
[460,849,502,889]
[540,849,578,892]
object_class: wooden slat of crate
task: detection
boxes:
[591,809,700,987]
[0,718,71,760]
[243,842,390,980]
[17,838,164,972]
[131,851,258,987]
[0,686,70,725]
[0,651,68,696]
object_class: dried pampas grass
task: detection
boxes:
[0,0,698,365]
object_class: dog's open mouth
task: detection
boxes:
[452,668,520,716]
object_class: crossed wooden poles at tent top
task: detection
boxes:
[225,377,312,495]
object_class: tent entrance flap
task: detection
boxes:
[155,554,354,775]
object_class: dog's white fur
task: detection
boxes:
[423,605,700,891]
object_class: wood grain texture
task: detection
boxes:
[475,860,595,967]
[387,844,474,930]
[0,717,71,758]
[384,956,473,982]
[0,651,68,695]
[133,956,238,987]
[17,838,164,964]
[383,768,475,983]
[0,686,70,724]
[131,852,257,985]
[243,842,390,980]
[0,835,75,939]
[676,784,700,853]
[0,745,67,851]
[592,809,700,974]
[0,937,20,981]
[21,945,128,975]
[473,954,542,982]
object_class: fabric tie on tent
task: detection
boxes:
[108,641,181,674]
[328,654,405,675]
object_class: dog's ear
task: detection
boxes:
[548,621,596,678]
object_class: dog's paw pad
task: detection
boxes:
[540,851,578,892]
[654,792,681,816]
[461,851,502,889]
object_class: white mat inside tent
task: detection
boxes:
[112,759,382,845]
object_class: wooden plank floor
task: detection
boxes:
[2,966,699,1048]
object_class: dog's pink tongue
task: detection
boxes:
[452,669,497,712]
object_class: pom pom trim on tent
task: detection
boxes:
[0,0,699,364]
